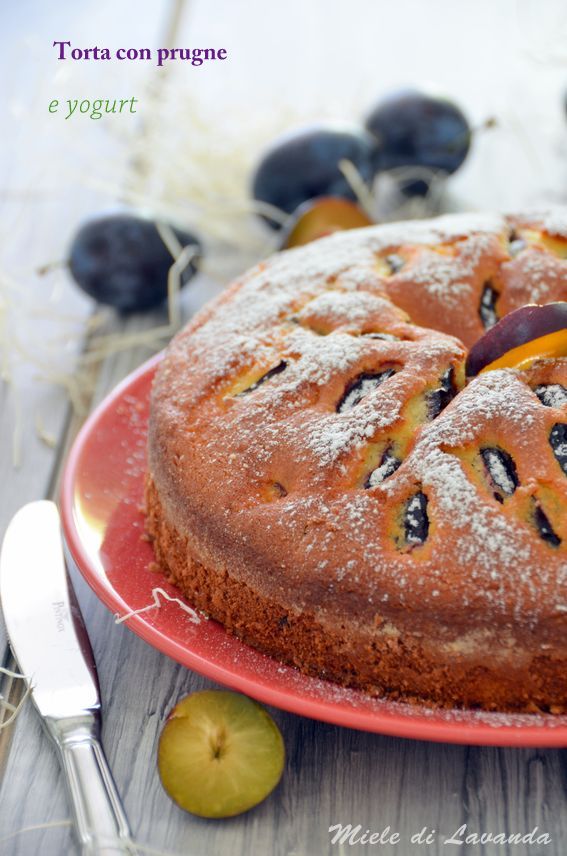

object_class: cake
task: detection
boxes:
[146,210,567,713]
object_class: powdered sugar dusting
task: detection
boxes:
[516,252,562,302]
[417,448,531,571]
[418,370,538,447]
[542,208,567,238]
[297,289,396,328]
[306,400,400,465]
[536,384,567,408]
[407,233,498,305]
[154,209,567,657]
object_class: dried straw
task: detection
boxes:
[0,665,30,731]
[114,587,202,625]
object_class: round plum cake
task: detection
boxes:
[146,210,567,712]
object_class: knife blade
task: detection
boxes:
[0,500,136,855]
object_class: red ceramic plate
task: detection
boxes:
[61,355,567,747]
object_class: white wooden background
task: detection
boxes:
[1,1,567,854]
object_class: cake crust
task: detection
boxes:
[146,211,567,712]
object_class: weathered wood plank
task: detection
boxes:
[3,577,567,856]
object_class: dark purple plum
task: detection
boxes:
[479,282,500,329]
[337,370,396,412]
[427,367,457,419]
[236,361,287,396]
[251,124,375,227]
[480,447,519,502]
[365,89,471,196]
[550,423,567,475]
[69,214,201,312]
[466,302,567,377]
[364,447,401,488]
[404,491,429,546]
[535,384,567,407]
[534,503,561,546]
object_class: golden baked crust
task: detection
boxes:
[146,210,567,712]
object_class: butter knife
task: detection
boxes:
[0,500,136,855]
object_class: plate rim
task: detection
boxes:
[60,353,567,747]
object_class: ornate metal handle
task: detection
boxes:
[45,713,136,855]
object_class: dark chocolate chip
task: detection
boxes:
[534,504,561,547]
[479,283,499,329]
[237,360,287,396]
[337,370,396,412]
[480,447,519,500]
[535,385,567,408]
[404,491,429,545]
[427,367,457,419]
[550,423,567,475]
[365,447,401,488]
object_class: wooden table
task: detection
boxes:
[1,1,566,853]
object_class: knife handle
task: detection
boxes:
[46,713,136,855]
